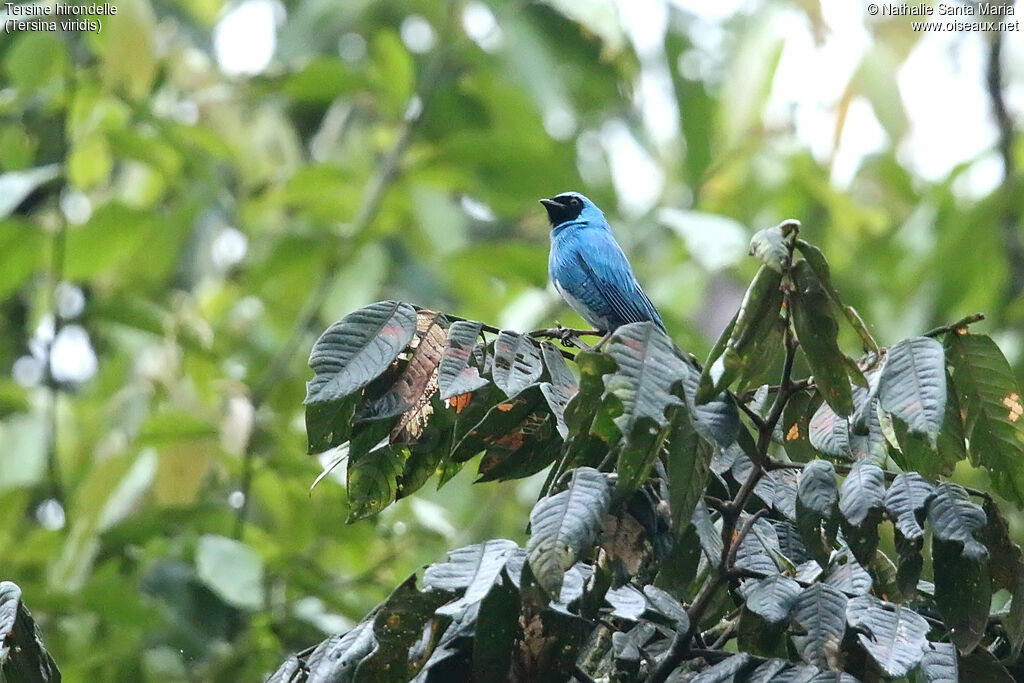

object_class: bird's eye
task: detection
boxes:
[570,197,582,209]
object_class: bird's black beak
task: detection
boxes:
[540,196,573,225]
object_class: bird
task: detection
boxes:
[540,192,665,344]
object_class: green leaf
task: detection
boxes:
[642,585,689,631]
[824,546,873,595]
[919,642,958,683]
[838,462,885,527]
[782,392,818,462]
[698,265,784,401]
[606,585,646,620]
[679,362,740,448]
[791,260,854,416]
[689,653,755,681]
[492,330,543,397]
[748,223,792,273]
[346,425,407,522]
[665,406,713,538]
[790,582,848,670]
[472,574,520,681]
[538,343,578,439]
[735,516,788,576]
[604,322,686,434]
[438,320,488,400]
[195,535,264,610]
[470,388,561,483]
[423,540,519,615]
[795,239,878,355]
[797,460,839,565]
[526,467,611,597]
[305,301,418,405]
[933,537,990,654]
[845,594,928,677]
[556,351,619,477]
[945,333,1024,505]
[809,401,850,458]
[742,574,801,624]
[878,337,946,443]
[927,483,987,560]
[884,472,934,541]
[957,647,1014,681]
[287,619,376,683]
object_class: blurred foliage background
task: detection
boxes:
[0,0,1022,679]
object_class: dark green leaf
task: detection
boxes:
[423,540,519,615]
[933,537,990,653]
[538,343,578,439]
[735,516,787,576]
[824,546,873,596]
[305,300,418,404]
[492,330,543,397]
[680,362,740,447]
[559,351,618,470]
[691,653,755,682]
[643,585,689,631]
[472,575,520,681]
[809,401,851,459]
[346,442,407,522]
[790,582,848,670]
[782,392,818,462]
[957,647,1014,681]
[795,239,878,355]
[884,472,934,541]
[306,395,357,454]
[797,460,839,565]
[698,265,784,400]
[838,462,885,527]
[665,404,712,535]
[927,483,987,560]
[604,322,686,434]
[438,320,488,400]
[845,594,928,677]
[300,619,376,682]
[919,642,958,683]
[877,337,946,443]
[526,467,611,597]
[605,585,646,621]
[946,333,1024,505]
[742,574,801,624]
[791,260,854,416]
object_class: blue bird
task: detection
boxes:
[541,192,665,341]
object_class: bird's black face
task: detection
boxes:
[540,194,584,226]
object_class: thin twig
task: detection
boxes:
[922,312,985,338]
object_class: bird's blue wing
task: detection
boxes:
[576,248,665,330]
[553,228,664,331]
